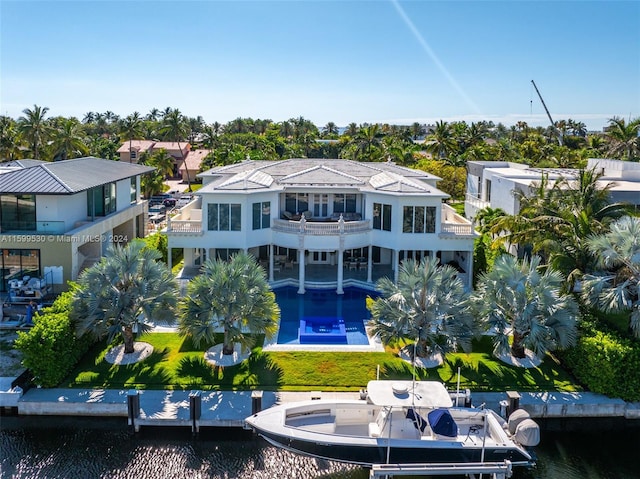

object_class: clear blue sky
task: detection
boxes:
[1,0,639,131]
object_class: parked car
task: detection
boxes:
[149,194,172,206]
[163,198,177,208]
[176,195,193,208]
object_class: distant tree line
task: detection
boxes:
[1,105,639,200]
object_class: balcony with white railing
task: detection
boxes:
[272,218,371,236]
[440,204,476,238]
[165,197,203,235]
[465,193,489,210]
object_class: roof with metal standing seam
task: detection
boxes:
[0,156,155,194]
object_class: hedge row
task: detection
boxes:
[561,324,640,402]
[14,290,93,388]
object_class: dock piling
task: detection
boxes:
[127,389,140,432]
[189,390,202,435]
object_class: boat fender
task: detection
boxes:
[515,418,540,447]
[507,408,531,435]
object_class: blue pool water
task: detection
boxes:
[274,287,377,345]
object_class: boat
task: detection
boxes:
[245,380,539,467]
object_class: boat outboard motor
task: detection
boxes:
[508,409,540,447]
[507,408,531,435]
[514,418,540,447]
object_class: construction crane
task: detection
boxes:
[530,80,563,146]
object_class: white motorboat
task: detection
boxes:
[245,380,539,467]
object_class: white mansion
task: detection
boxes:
[164,159,477,293]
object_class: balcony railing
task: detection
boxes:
[272,218,371,236]
[465,193,489,209]
[0,221,67,235]
[167,219,203,233]
[441,223,475,236]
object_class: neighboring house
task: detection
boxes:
[117,141,210,180]
[179,149,210,183]
[465,158,640,220]
[0,157,154,295]
[164,158,477,293]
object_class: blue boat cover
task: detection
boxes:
[406,407,427,432]
[427,409,458,437]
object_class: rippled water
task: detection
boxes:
[1,417,639,479]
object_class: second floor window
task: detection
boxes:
[208,203,241,231]
[87,183,116,217]
[373,203,392,231]
[0,194,36,231]
[403,206,436,233]
[252,201,270,230]
[333,194,356,213]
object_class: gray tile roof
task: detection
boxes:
[199,158,445,197]
[0,157,154,194]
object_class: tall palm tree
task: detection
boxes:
[160,108,192,190]
[179,252,280,356]
[351,124,383,160]
[369,257,475,360]
[322,121,339,137]
[605,116,640,160]
[73,240,178,354]
[51,118,88,160]
[582,216,640,338]
[119,112,144,163]
[472,254,578,360]
[424,120,457,161]
[18,104,51,160]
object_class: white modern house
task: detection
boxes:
[0,157,154,296]
[465,158,640,220]
[164,159,477,293]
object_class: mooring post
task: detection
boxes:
[189,390,202,436]
[506,391,521,417]
[251,390,263,415]
[127,389,140,432]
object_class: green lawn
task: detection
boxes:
[62,333,581,393]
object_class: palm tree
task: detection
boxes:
[0,116,22,161]
[472,254,578,360]
[179,252,280,356]
[18,104,51,160]
[119,112,144,163]
[160,108,192,190]
[51,118,88,160]
[424,120,457,161]
[581,216,640,338]
[605,116,640,160]
[368,257,475,361]
[351,124,383,160]
[73,240,178,354]
[322,121,339,137]
[494,168,628,289]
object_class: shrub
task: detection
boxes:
[561,326,640,402]
[14,291,93,387]
[142,232,182,265]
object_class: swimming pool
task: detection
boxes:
[274,287,377,345]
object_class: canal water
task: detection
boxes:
[1,417,638,478]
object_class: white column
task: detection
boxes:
[337,249,344,294]
[168,246,172,271]
[393,249,399,283]
[367,245,373,283]
[297,248,305,294]
[269,244,274,282]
